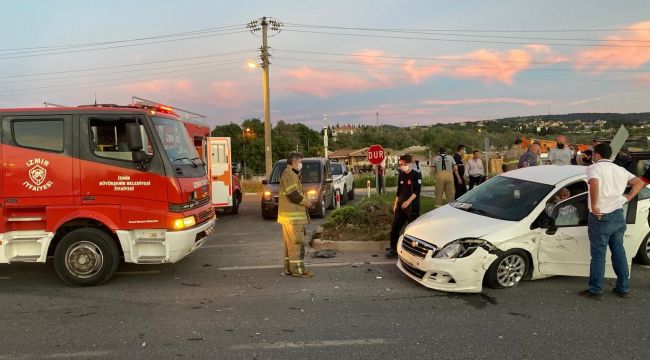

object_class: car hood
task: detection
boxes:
[332,174,343,180]
[404,205,513,247]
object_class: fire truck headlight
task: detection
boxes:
[173,216,196,230]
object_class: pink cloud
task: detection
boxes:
[444,49,532,84]
[351,49,396,86]
[282,66,375,97]
[208,81,248,108]
[119,79,195,94]
[421,97,547,107]
[574,20,650,71]
[402,60,444,84]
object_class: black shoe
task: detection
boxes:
[612,288,631,299]
[385,249,398,259]
[578,289,603,300]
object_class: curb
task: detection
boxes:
[244,192,260,196]
[311,238,389,252]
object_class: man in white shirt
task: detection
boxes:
[546,135,573,166]
[466,150,485,190]
[580,144,645,299]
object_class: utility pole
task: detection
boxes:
[248,17,283,178]
[323,114,329,158]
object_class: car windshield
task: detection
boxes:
[152,116,200,165]
[331,163,343,175]
[452,176,554,221]
[270,162,322,184]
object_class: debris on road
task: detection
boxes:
[312,250,337,258]
[181,282,201,287]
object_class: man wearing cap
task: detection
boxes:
[277,151,314,278]
[580,144,645,299]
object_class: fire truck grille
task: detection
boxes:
[197,209,214,223]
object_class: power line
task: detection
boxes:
[284,24,650,43]
[0,49,257,79]
[273,56,650,73]
[0,24,246,53]
[283,22,650,33]
[274,48,650,66]
[0,61,244,94]
[0,30,249,60]
[282,29,650,48]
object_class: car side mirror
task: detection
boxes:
[262,179,268,185]
[343,171,349,176]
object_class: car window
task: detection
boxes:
[331,163,342,175]
[552,193,588,227]
[454,176,554,221]
[270,162,321,183]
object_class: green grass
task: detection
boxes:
[241,179,264,193]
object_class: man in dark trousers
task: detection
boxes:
[580,144,645,299]
[453,144,467,199]
[386,154,421,259]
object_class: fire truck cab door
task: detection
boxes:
[1,115,75,220]
[208,137,232,207]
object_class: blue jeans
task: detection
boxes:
[587,209,630,294]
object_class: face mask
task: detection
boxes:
[400,165,410,173]
[557,143,565,149]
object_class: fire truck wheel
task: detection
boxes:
[54,228,120,287]
[228,196,240,215]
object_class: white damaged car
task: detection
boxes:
[397,165,650,293]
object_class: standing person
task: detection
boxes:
[518,142,542,168]
[569,145,578,165]
[386,154,421,259]
[410,159,423,218]
[277,152,314,278]
[581,150,593,166]
[453,144,467,199]
[503,138,525,171]
[432,147,461,207]
[546,135,573,165]
[466,150,485,190]
[580,144,645,299]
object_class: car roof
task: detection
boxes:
[500,165,587,185]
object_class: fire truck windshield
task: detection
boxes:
[152,116,201,166]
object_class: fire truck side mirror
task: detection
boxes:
[126,123,143,151]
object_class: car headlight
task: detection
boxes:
[263,191,272,201]
[434,238,495,259]
[172,216,196,230]
[306,190,317,200]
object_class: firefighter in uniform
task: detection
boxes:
[277,152,314,278]
[504,138,525,172]
[432,147,462,207]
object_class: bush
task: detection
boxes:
[241,179,264,193]
[322,193,394,241]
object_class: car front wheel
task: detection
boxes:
[485,250,529,289]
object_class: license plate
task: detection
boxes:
[399,250,419,268]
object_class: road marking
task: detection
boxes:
[0,351,111,359]
[229,338,386,350]
[115,270,159,275]
[218,261,395,271]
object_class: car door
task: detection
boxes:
[537,193,592,277]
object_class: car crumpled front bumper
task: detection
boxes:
[396,236,499,293]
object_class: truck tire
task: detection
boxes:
[228,195,240,215]
[54,228,120,287]
[635,233,650,265]
[484,249,529,289]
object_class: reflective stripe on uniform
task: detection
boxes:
[284,183,299,193]
[278,211,308,224]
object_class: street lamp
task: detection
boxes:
[241,127,253,178]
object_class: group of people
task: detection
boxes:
[506,135,596,171]
[277,143,645,299]
[430,145,486,207]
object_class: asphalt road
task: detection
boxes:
[1,193,649,360]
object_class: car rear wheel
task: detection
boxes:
[485,250,529,289]
[634,233,650,265]
[348,184,355,200]
[54,228,120,287]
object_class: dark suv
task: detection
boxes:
[261,158,335,219]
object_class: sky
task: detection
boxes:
[1,0,650,129]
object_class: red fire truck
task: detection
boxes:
[0,103,215,286]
